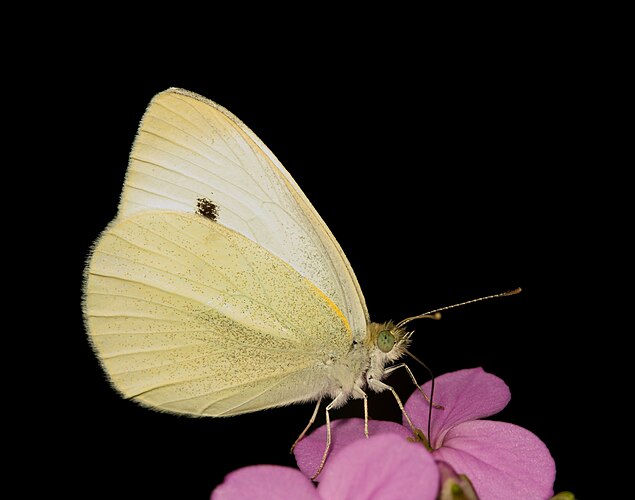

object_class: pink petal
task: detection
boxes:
[404,367,511,448]
[317,433,439,500]
[434,420,555,500]
[294,418,410,480]
[211,465,320,500]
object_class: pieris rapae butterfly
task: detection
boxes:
[83,88,517,477]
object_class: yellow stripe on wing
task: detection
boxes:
[305,278,352,338]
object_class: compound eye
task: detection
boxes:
[377,330,395,353]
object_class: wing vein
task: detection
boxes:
[212,370,302,416]
[169,93,272,200]
[144,107,246,171]
[101,344,202,360]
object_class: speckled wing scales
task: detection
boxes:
[118,88,369,338]
[85,211,351,416]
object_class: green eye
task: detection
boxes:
[377,330,395,353]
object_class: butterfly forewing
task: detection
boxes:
[118,89,368,338]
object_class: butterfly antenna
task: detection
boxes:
[395,287,521,330]
[397,287,521,446]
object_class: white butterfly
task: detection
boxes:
[83,88,514,476]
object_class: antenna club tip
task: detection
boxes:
[508,287,522,295]
[432,312,442,320]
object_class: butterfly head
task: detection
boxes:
[365,321,412,364]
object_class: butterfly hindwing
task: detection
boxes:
[85,211,351,416]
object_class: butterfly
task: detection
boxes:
[83,88,516,477]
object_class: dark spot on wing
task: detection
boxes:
[196,197,219,221]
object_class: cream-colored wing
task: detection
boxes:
[84,211,351,416]
[118,88,368,340]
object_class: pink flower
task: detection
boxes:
[295,368,556,500]
[211,433,439,500]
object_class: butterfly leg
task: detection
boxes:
[383,363,444,409]
[368,378,417,433]
[363,393,369,438]
[311,391,347,480]
[290,397,322,453]
[352,386,369,438]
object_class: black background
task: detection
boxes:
[63,59,593,499]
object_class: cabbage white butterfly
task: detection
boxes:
[83,88,517,476]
